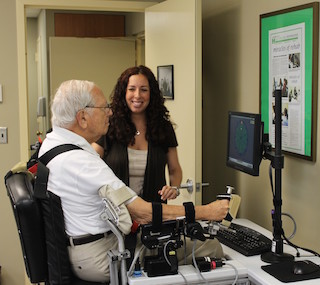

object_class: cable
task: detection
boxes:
[281,212,297,240]
[163,240,173,266]
[268,164,320,258]
[127,245,145,278]
[283,233,320,258]
[268,163,275,197]
[192,240,209,285]
[281,212,300,257]
[223,261,239,285]
[177,269,189,285]
[183,232,187,265]
[178,226,190,284]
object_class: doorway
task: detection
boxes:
[25,6,147,153]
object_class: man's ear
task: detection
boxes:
[76,109,88,129]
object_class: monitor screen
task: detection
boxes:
[226,111,263,176]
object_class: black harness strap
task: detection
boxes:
[34,144,82,199]
[183,202,195,223]
[152,202,163,231]
[39,144,82,165]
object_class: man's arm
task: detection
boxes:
[126,197,229,225]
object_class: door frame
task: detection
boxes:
[16,0,157,162]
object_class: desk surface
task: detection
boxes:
[128,219,320,285]
[224,219,320,285]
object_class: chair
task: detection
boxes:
[4,170,108,285]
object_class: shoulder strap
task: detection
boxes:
[34,144,82,199]
[39,144,82,166]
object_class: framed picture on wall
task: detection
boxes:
[260,2,319,161]
[157,65,174,100]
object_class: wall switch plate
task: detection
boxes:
[0,127,8,143]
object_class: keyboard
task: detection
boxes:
[216,223,272,256]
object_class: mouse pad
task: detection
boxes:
[261,260,320,283]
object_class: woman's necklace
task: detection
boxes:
[135,130,141,136]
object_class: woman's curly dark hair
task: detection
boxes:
[108,65,174,146]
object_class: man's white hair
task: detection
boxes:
[51,80,96,128]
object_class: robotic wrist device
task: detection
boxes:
[136,186,241,278]
[141,201,209,277]
[142,202,182,277]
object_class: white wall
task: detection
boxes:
[0,1,25,284]
[202,0,320,255]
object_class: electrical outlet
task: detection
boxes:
[0,127,8,143]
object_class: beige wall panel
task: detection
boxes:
[49,37,135,102]
[146,0,202,204]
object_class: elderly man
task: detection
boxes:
[39,79,229,282]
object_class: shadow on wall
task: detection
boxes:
[202,5,241,204]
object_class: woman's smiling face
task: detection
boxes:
[125,74,150,114]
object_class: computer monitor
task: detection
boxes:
[226,111,263,176]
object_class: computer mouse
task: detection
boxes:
[292,260,320,275]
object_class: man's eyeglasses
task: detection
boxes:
[85,103,111,111]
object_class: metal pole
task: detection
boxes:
[274,89,284,254]
[261,89,294,263]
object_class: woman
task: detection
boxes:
[93,67,223,267]
[93,65,182,203]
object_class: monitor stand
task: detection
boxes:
[261,251,294,263]
[261,89,294,264]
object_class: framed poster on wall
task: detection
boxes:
[157,65,174,100]
[260,2,319,161]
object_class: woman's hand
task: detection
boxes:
[158,185,180,201]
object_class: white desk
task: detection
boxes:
[128,219,320,285]
[226,219,320,285]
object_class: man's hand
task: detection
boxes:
[196,199,230,221]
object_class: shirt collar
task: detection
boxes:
[50,126,99,156]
